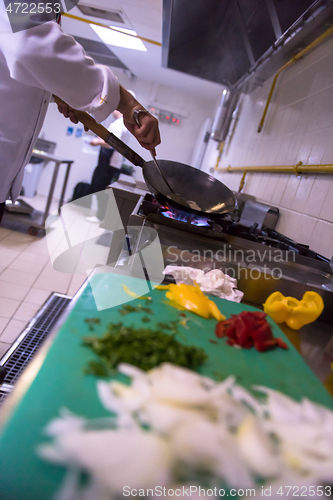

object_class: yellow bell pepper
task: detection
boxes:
[263,291,324,330]
[157,283,225,321]
[122,284,151,300]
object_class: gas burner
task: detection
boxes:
[160,209,211,227]
[157,200,211,227]
[132,193,329,263]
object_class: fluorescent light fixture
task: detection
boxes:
[90,24,147,51]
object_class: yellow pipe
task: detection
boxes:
[214,141,225,170]
[257,60,293,133]
[216,163,333,174]
[238,171,247,192]
[62,12,162,47]
[258,24,333,133]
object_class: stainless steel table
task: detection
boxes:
[3,150,73,235]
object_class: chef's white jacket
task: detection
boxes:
[0,2,120,202]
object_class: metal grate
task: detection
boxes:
[0,294,70,387]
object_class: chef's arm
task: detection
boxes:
[4,19,160,150]
[57,85,160,152]
[117,85,160,152]
[3,20,119,123]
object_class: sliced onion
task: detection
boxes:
[237,415,280,478]
[58,429,171,493]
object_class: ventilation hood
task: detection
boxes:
[162,0,333,93]
[73,36,129,70]
[76,4,125,24]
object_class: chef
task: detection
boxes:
[0,1,160,222]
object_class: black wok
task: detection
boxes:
[54,97,235,217]
[102,129,235,217]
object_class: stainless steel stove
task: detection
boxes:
[114,192,333,382]
[127,194,332,310]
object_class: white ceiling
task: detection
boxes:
[62,0,224,99]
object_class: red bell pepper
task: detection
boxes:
[215,311,288,352]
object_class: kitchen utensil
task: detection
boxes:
[132,108,191,208]
[54,97,235,216]
[149,151,192,208]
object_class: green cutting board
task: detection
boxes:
[0,272,332,500]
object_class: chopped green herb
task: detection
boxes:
[86,360,110,377]
[140,306,153,315]
[83,322,207,375]
[156,320,179,333]
[84,317,100,324]
[119,304,140,315]
[141,316,151,323]
[119,304,154,316]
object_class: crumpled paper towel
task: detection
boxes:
[163,266,244,303]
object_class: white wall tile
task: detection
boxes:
[249,174,264,198]
[279,210,303,241]
[265,107,283,137]
[321,129,333,164]
[297,131,316,164]
[306,91,327,132]
[282,107,302,137]
[280,175,301,209]
[291,176,315,213]
[210,39,333,252]
[243,172,256,194]
[304,175,332,218]
[269,174,288,206]
[275,108,289,137]
[309,219,333,258]
[317,87,333,129]
[274,135,292,165]
[293,214,317,246]
[260,174,276,202]
[255,174,271,201]
[307,127,333,164]
[278,72,312,107]
[319,183,333,222]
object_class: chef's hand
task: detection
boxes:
[117,86,161,155]
[55,99,89,131]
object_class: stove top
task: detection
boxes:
[134,194,329,263]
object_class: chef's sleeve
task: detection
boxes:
[2,20,120,122]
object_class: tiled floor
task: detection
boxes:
[0,194,106,359]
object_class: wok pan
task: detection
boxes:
[55,97,235,217]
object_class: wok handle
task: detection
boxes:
[54,96,145,168]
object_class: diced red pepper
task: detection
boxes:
[276,338,288,349]
[215,310,288,352]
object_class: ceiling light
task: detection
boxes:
[90,25,147,51]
